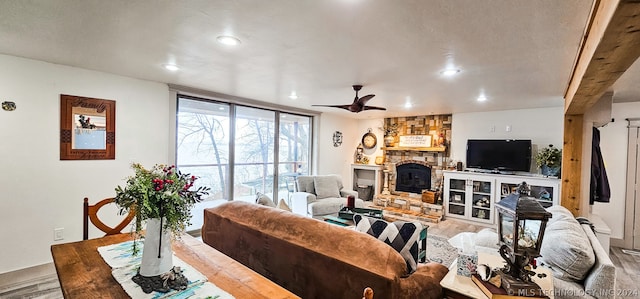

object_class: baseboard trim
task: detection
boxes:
[0,262,57,291]
[610,237,626,248]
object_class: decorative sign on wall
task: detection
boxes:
[60,94,116,160]
[333,131,343,147]
[398,135,432,147]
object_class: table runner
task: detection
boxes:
[98,240,234,299]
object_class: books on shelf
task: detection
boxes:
[471,274,548,299]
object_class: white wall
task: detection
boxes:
[0,55,170,274]
[594,102,640,239]
[316,113,359,182]
[450,107,564,172]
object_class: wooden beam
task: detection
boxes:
[561,114,584,216]
[565,0,640,114]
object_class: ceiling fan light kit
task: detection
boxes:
[312,85,386,113]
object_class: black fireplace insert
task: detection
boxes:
[395,163,431,194]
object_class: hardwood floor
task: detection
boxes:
[0,263,62,298]
[1,217,638,298]
[609,246,640,298]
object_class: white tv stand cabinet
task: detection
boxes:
[443,170,560,225]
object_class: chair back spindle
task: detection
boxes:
[83,197,135,240]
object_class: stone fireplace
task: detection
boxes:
[382,114,452,196]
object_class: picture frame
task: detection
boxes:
[60,94,115,160]
[501,186,509,195]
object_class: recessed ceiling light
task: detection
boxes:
[288,92,298,100]
[477,95,487,102]
[440,68,460,76]
[216,35,241,46]
[404,102,412,108]
[163,64,179,71]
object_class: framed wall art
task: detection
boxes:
[60,94,115,160]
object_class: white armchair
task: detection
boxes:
[290,174,363,217]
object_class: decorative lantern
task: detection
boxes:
[495,182,552,297]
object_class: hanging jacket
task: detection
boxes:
[590,127,611,204]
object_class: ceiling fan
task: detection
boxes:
[313,85,386,113]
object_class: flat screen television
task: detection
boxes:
[466,139,532,172]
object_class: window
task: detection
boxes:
[176,95,312,206]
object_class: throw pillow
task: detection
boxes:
[255,192,276,207]
[277,199,292,212]
[313,176,341,199]
[353,214,422,274]
[475,228,499,249]
[538,205,595,282]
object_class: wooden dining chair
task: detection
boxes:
[362,287,374,299]
[83,197,135,240]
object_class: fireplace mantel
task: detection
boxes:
[382,146,446,152]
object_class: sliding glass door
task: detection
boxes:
[278,113,311,203]
[176,95,312,204]
[176,98,230,200]
[233,106,276,201]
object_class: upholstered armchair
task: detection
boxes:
[290,174,364,217]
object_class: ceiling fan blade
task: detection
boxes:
[311,104,352,111]
[357,94,376,105]
[363,106,387,111]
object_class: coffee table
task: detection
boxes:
[323,215,354,226]
[440,251,554,299]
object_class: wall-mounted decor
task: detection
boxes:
[2,101,16,111]
[361,128,377,149]
[60,94,115,160]
[333,131,343,147]
[398,135,432,147]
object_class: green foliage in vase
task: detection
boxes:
[380,123,399,136]
[535,144,562,168]
[115,163,210,254]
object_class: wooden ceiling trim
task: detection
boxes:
[564,0,640,114]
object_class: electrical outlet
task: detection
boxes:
[54,228,64,241]
[490,125,495,132]
[505,125,512,132]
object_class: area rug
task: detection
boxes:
[425,234,457,267]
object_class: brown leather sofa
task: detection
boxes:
[202,201,448,299]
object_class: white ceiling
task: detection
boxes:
[3,0,631,119]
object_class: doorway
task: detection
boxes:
[624,118,640,250]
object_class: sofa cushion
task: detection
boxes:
[296,176,315,193]
[354,214,423,274]
[308,197,365,216]
[539,205,595,282]
[314,176,341,199]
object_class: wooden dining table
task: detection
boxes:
[50,233,300,298]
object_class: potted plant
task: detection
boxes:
[535,145,562,176]
[114,163,209,293]
[380,123,399,147]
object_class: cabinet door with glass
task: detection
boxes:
[446,177,467,218]
[443,172,495,224]
[469,179,494,223]
[497,177,560,208]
